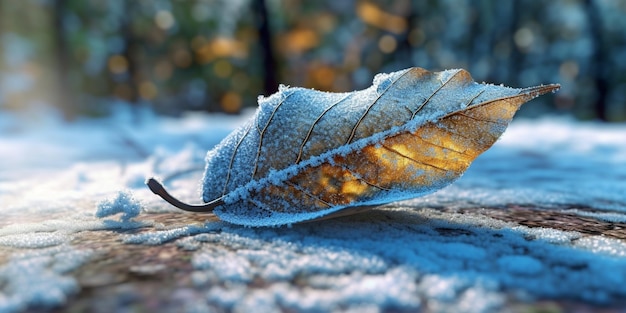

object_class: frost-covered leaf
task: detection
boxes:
[148,67,559,226]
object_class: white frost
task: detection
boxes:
[2,98,626,312]
[0,246,93,312]
[95,190,142,222]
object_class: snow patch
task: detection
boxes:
[0,246,93,312]
[95,190,142,222]
[0,232,68,249]
[2,100,626,312]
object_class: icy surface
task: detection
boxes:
[1,104,626,312]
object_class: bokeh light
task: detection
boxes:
[0,0,624,121]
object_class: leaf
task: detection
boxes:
[148,67,559,226]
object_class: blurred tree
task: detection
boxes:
[120,1,139,106]
[52,0,75,120]
[586,0,608,121]
[252,0,278,97]
[0,0,4,110]
[0,0,624,121]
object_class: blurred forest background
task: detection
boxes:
[1,0,625,122]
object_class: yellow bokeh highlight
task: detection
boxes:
[357,2,408,34]
[139,81,158,100]
[220,92,242,113]
[309,65,336,89]
[108,55,128,74]
[279,28,319,54]
[213,60,233,78]
[378,35,397,54]
[195,37,247,64]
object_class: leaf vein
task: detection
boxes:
[341,165,391,191]
[411,69,464,119]
[222,123,253,196]
[465,89,486,107]
[285,181,333,208]
[415,136,466,154]
[252,92,295,178]
[346,69,412,144]
[455,111,506,125]
[381,143,450,172]
[296,93,351,164]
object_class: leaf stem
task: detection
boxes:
[146,178,223,212]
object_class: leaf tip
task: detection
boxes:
[522,84,560,98]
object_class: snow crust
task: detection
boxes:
[0,245,93,312]
[1,102,626,312]
[131,208,626,311]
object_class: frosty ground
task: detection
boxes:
[1,106,626,313]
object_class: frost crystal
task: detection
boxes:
[95,191,142,222]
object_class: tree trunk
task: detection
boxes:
[52,0,75,120]
[252,0,278,96]
[586,0,608,121]
[121,2,139,106]
[508,0,521,87]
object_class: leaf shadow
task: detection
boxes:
[212,206,626,305]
